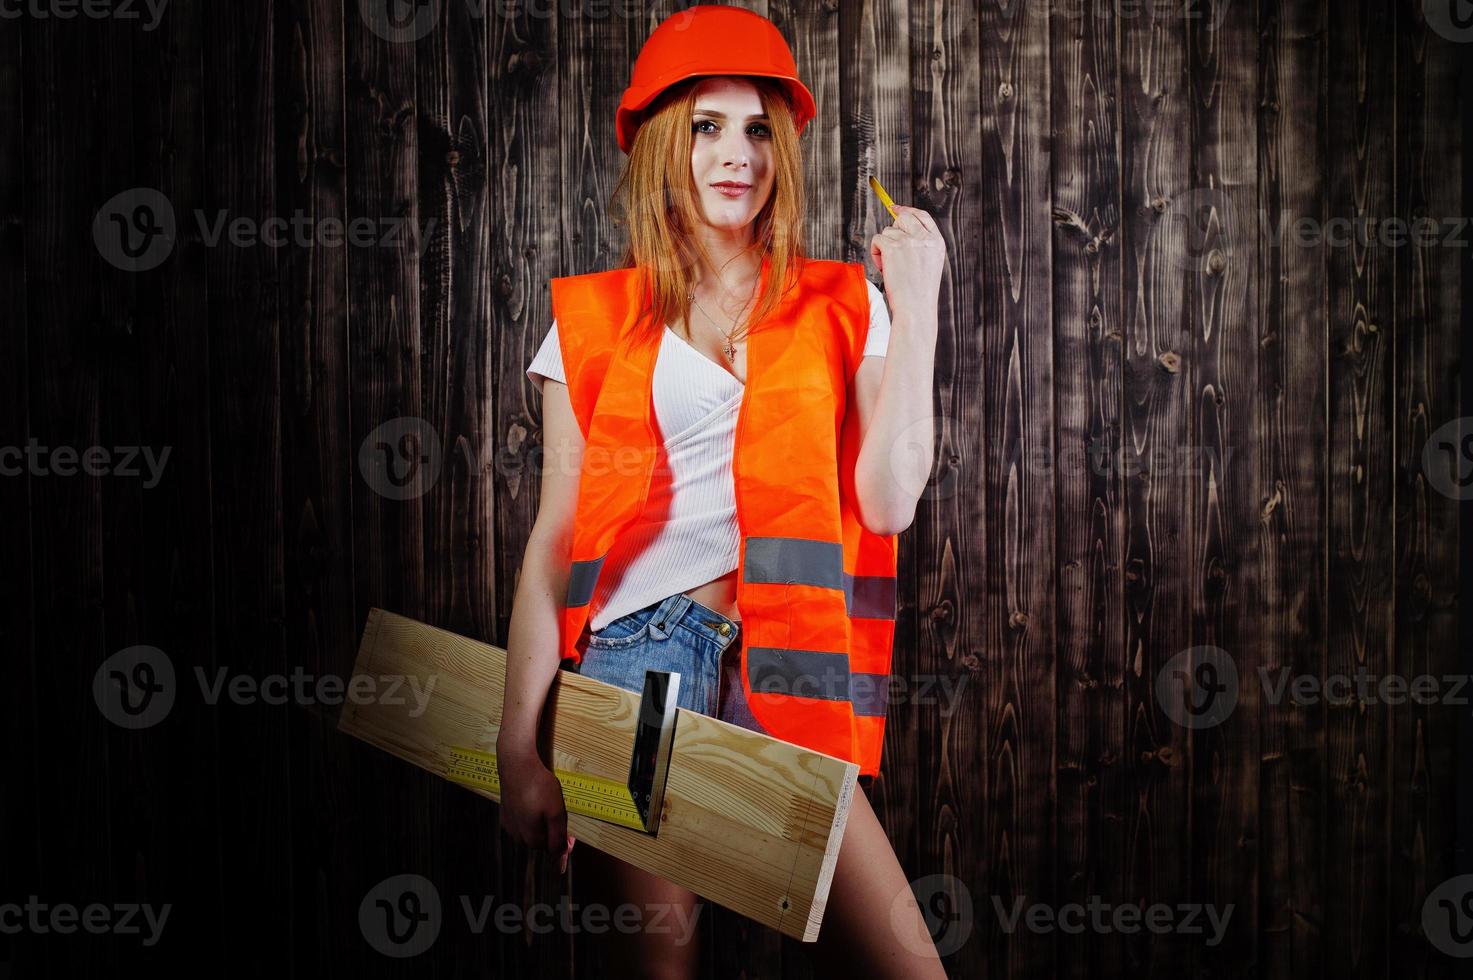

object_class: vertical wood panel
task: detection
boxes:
[877,0,982,976]
[1258,2,1328,977]
[17,9,123,977]
[491,2,565,975]
[772,0,842,260]
[202,0,293,966]
[0,11,38,973]
[414,3,494,964]
[978,1,1057,978]
[1051,2,1127,977]
[1390,4,1462,977]
[273,0,356,971]
[1186,1,1262,976]
[133,1,223,973]
[1119,2,1194,974]
[1326,1,1395,976]
[342,1,431,967]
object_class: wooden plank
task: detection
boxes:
[487,2,566,977]
[977,1,1057,978]
[123,1,223,974]
[1186,2,1263,975]
[412,3,496,969]
[199,0,293,967]
[342,0,435,966]
[274,0,359,971]
[1,11,38,979]
[771,0,842,261]
[1258,2,1328,978]
[337,608,858,943]
[899,0,988,976]
[21,9,119,972]
[1390,4,1462,976]
[1051,2,1127,977]
[1119,3,1194,975]
[1326,2,1395,977]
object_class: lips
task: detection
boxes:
[711,181,752,198]
[711,181,751,188]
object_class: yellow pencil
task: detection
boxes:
[868,174,899,220]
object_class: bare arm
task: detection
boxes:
[496,376,584,765]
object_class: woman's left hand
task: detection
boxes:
[870,204,945,321]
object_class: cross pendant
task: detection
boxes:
[724,340,736,361]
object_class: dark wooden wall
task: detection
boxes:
[4,1,1466,978]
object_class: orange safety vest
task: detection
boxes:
[549,256,898,778]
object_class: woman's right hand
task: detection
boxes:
[497,744,576,873]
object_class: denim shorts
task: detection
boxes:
[559,592,771,735]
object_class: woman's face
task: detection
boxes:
[688,77,776,233]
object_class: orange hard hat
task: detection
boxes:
[616,5,817,155]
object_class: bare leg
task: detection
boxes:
[571,844,705,980]
[803,785,950,979]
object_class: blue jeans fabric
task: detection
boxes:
[560,592,770,735]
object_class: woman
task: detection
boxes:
[498,7,946,978]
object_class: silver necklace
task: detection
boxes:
[687,282,756,362]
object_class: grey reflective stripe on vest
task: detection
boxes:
[565,553,607,608]
[844,572,897,619]
[850,673,890,716]
[743,536,845,590]
[746,647,851,701]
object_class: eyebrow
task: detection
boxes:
[692,109,770,121]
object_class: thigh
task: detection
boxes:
[805,787,948,979]
[572,845,705,978]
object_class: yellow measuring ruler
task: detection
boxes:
[445,744,649,831]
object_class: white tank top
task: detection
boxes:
[527,278,892,630]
